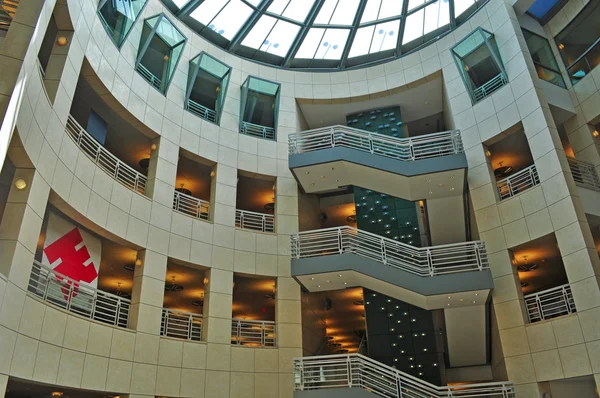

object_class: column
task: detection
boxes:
[276,276,303,398]
[146,136,178,213]
[202,267,233,398]
[129,249,167,335]
[564,114,600,176]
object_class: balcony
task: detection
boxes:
[28,261,130,328]
[496,164,540,200]
[289,126,466,199]
[173,190,210,220]
[235,209,275,233]
[161,308,203,341]
[568,156,600,190]
[66,115,148,195]
[231,318,275,347]
[291,226,493,307]
[525,284,576,323]
[294,354,515,397]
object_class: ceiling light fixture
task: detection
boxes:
[192,293,205,306]
[165,276,184,292]
[516,256,538,272]
[57,36,68,46]
[13,178,27,190]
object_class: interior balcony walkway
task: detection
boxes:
[288,126,466,200]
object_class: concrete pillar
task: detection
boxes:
[129,249,167,335]
[209,163,237,271]
[0,168,49,289]
[564,113,600,177]
[146,136,178,209]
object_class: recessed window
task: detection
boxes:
[98,0,147,48]
[135,14,186,94]
[451,28,508,104]
[186,52,231,124]
[523,29,566,88]
[555,0,600,85]
[240,76,281,141]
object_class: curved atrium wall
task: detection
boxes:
[1,0,600,397]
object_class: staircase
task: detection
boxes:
[294,354,515,398]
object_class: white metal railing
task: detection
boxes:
[136,63,162,90]
[567,156,600,190]
[291,226,488,276]
[294,354,515,397]
[231,318,276,347]
[289,126,463,161]
[235,209,275,233]
[525,284,576,323]
[496,164,539,200]
[186,98,217,123]
[161,308,203,341]
[240,121,276,140]
[173,190,210,220]
[473,73,508,102]
[27,260,130,328]
[66,115,148,195]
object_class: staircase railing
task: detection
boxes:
[27,260,130,328]
[294,354,515,397]
[66,115,148,195]
[524,283,576,323]
[291,226,488,276]
[496,164,539,200]
[289,126,463,161]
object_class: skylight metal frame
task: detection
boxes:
[158,0,489,70]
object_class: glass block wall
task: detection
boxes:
[348,107,423,247]
[364,289,444,385]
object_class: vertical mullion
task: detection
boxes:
[283,0,327,67]
[340,0,369,68]
[396,0,410,55]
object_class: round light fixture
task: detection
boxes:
[57,36,68,46]
[135,258,143,267]
[14,178,27,190]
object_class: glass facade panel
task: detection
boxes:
[555,0,600,84]
[136,14,186,94]
[186,52,231,124]
[98,0,148,48]
[240,76,281,141]
[452,28,508,104]
[523,29,566,88]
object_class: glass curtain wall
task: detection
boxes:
[522,29,566,88]
[239,76,280,141]
[186,52,231,124]
[98,0,148,48]
[555,0,600,85]
[451,27,507,104]
[136,14,186,94]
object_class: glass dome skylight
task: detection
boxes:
[163,0,486,69]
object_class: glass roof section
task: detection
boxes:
[161,0,487,69]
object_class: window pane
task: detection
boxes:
[282,0,315,22]
[314,29,350,59]
[209,0,253,39]
[329,0,360,25]
[172,0,190,8]
[555,0,600,68]
[349,25,375,57]
[190,0,227,25]
[315,0,338,24]
[259,20,301,57]
[424,0,449,35]
[402,9,423,44]
[361,0,381,23]
[378,0,403,19]
[268,0,289,15]
[407,0,425,12]
[296,28,325,58]
[454,0,475,17]
[242,15,277,49]
[370,20,399,53]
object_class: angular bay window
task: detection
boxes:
[98,0,147,48]
[136,14,186,94]
[555,0,600,85]
[186,52,231,124]
[451,28,508,104]
[239,76,280,141]
[523,29,566,88]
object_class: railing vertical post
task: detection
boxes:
[475,244,483,271]
[261,321,266,347]
[338,228,343,254]
[165,311,169,337]
[236,320,241,344]
[536,295,544,320]
[427,249,434,276]
[188,314,193,340]
[262,215,266,233]
[562,287,572,314]
[330,128,335,148]
[381,237,387,265]
[347,356,352,387]
[397,375,403,398]
[409,142,415,160]
[368,133,374,154]
[240,212,244,229]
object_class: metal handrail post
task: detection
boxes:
[338,228,343,254]
[427,249,434,276]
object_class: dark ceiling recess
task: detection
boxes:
[364,289,445,385]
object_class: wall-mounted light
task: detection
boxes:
[216,86,221,93]
[593,130,599,137]
[485,150,491,157]
[57,36,68,46]
[210,170,216,178]
[164,55,170,61]
[151,143,157,151]
[203,277,209,285]
[14,178,27,190]
[135,258,143,267]
[558,43,565,50]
